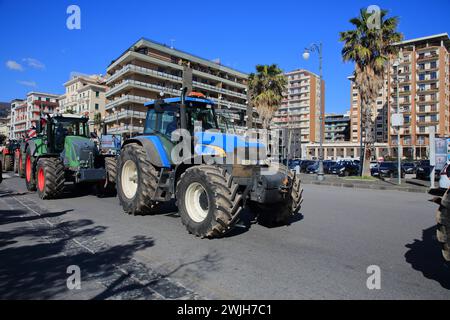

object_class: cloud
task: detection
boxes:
[17,80,37,87]
[6,60,24,71]
[23,58,45,70]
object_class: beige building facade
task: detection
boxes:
[349,33,450,160]
[105,38,249,137]
[59,74,108,133]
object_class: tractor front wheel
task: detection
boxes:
[117,144,159,215]
[176,165,242,238]
[25,149,36,191]
[252,169,303,227]
[36,158,65,199]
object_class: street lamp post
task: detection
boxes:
[303,42,324,181]
[392,58,404,185]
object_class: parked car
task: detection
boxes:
[415,160,439,180]
[376,162,405,178]
[299,160,316,173]
[305,160,336,174]
[402,162,416,174]
[330,161,360,177]
[439,163,450,189]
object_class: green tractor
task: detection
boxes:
[23,114,112,199]
[109,88,303,238]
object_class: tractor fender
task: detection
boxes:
[122,136,171,168]
[25,140,37,157]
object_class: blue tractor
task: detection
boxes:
[112,89,303,238]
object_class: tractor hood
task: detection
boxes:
[194,131,267,162]
[63,136,96,168]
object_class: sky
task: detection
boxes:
[0,0,449,114]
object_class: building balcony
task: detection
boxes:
[104,110,147,123]
[105,94,150,110]
[417,53,439,62]
[106,64,183,85]
[193,81,246,99]
[106,79,181,98]
[107,125,145,134]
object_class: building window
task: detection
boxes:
[95,104,99,110]
[96,91,100,98]
[419,127,425,133]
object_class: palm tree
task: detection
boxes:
[340,8,402,176]
[248,64,287,129]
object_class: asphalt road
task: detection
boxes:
[1,174,449,300]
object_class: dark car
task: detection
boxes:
[376,162,405,178]
[306,160,336,174]
[288,159,301,170]
[299,160,316,173]
[330,161,360,177]
[402,162,416,174]
[415,160,439,180]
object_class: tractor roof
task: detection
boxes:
[144,97,215,107]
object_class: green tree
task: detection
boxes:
[340,8,402,176]
[248,64,287,129]
[65,108,75,114]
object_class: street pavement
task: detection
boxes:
[0,174,449,300]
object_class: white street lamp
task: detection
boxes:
[303,42,324,181]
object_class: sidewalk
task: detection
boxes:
[299,173,433,194]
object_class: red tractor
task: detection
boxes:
[2,139,21,172]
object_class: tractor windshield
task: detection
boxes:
[144,102,218,138]
[53,118,89,138]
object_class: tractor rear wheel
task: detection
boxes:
[25,149,36,191]
[176,165,242,238]
[18,152,25,178]
[435,188,450,262]
[4,154,13,172]
[105,157,117,184]
[117,144,159,215]
[252,167,303,227]
[36,158,65,199]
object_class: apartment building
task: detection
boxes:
[59,74,108,132]
[388,33,450,159]
[348,75,389,144]
[272,69,325,146]
[104,38,249,136]
[349,33,450,160]
[325,113,350,142]
[10,93,59,139]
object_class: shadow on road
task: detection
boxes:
[0,206,155,299]
[405,225,450,290]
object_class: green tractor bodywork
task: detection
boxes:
[113,88,303,238]
[23,114,109,199]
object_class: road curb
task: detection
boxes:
[303,180,429,193]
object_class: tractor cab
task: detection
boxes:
[41,114,90,154]
[143,92,219,140]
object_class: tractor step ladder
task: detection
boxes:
[152,168,173,202]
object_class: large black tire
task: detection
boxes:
[14,154,19,173]
[18,152,25,178]
[36,158,65,199]
[4,154,13,172]
[436,189,450,262]
[117,144,159,215]
[176,165,242,238]
[25,148,37,191]
[252,167,303,227]
[105,157,117,184]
